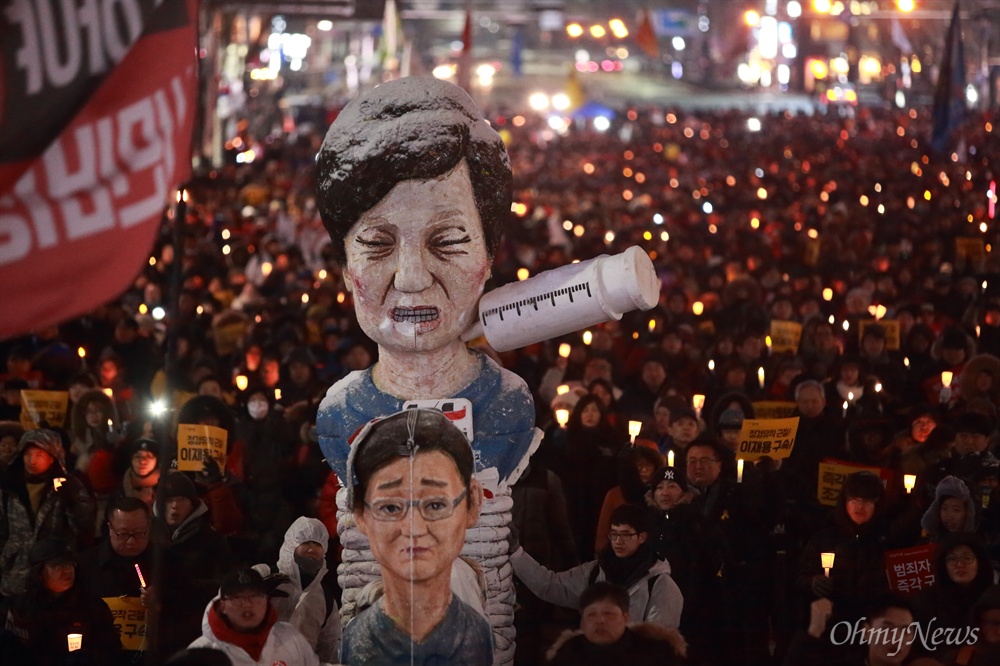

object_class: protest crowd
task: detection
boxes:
[1,97,1000,666]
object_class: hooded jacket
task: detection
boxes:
[510,545,683,628]
[546,622,687,665]
[251,517,341,662]
[0,430,95,596]
[921,476,978,539]
[69,389,120,473]
[189,596,321,666]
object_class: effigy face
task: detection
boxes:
[343,159,491,355]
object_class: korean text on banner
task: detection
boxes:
[0,0,199,340]
[885,544,936,596]
[751,401,798,419]
[103,596,147,651]
[817,458,891,507]
[769,320,803,354]
[737,417,799,462]
[176,423,228,472]
[19,390,69,430]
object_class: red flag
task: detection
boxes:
[637,10,660,59]
[0,0,198,340]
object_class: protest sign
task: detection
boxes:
[817,458,891,506]
[176,423,227,472]
[751,401,798,419]
[885,544,936,596]
[858,319,901,350]
[769,320,803,354]
[19,390,69,429]
[103,596,147,651]
[737,417,799,461]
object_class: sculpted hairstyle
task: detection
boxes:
[315,77,512,264]
[351,409,475,512]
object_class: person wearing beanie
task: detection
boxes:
[511,503,683,630]
[189,568,319,666]
[929,412,1000,484]
[0,428,95,596]
[798,472,893,627]
[912,533,995,657]
[921,476,978,540]
[154,472,233,657]
[647,465,729,664]
[117,437,161,508]
[0,537,121,665]
[250,517,342,662]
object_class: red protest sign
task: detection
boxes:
[885,543,936,596]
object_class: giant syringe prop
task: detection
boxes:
[462,246,659,352]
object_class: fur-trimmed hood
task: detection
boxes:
[921,475,977,537]
[546,623,687,662]
[959,354,1000,403]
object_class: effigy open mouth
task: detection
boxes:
[393,306,439,323]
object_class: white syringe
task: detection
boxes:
[462,246,659,352]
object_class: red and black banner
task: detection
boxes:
[1,0,198,339]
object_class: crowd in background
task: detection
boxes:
[1,99,999,665]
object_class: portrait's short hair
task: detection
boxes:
[579,581,630,614]
[350,408,475,511]
[608,504,652,535]
[316,77,512,264]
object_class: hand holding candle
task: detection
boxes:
[134,563,146,588]
[692,394,705,419]
[628,420,642,444]
[737,459,744,483]
[67,634,83,651]
[555,409,569,427]
[904,474,916,494]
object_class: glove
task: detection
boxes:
[507,523,520,554]
[811,574,834,598]
[200,456,223,483]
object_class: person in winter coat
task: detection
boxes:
[545,582,687,666]
[0,428,95,596]
[913,532,996,657]
[511,503,683,628]
[154,472,233,657]
[798,471,894,626]
[116,437,161,508]
[69,388,120,476]
[188,568,320,666]
[921,476,978,540]
[0,538,121,666]
[593,442,663,550]
[251,517,341,662]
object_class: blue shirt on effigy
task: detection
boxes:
[316,350,537,486]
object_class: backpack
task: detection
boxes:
[586,562,660,619]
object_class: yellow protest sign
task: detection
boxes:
[176,424,228,472]
[737,417,799,461]
[769,320,803,354]
[817,459,883,507]
[858,319,901,351]
[103,596,147,651]
[19,390,69,429]
[751,401,798,419]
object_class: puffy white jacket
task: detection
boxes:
[252,517,342,662]
[510,547,683,628]
[189,597,323,666]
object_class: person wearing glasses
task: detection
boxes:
[510,503,683,629]
[0,537,121,665]
[189,568,320,666]
[340,408,492,665]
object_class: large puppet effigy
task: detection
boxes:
[314,77,659,664]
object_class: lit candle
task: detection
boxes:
[628,420,642,444]
[555,408,569,427]
[135,563,147,588]
[582,331,593,345]
[68,634,83,651]
[558,343,571,358]
[757,366,765,388]
[692,301,704,316]
[847,391,854,404]
[903,474,916,494]
[692,394,705,418]
[843,400,849,417]
[941,371,953,388]
[875,382,882,393]
[667,450,675,467]
[77,347,86,359]
[822,288,833,301]
[904,357,910,368]
[648,319,656,333]
[274,388,282,401]
[737,459,744,483]
[107,419,113,431]
[708,359,715,371]
[103,388,114,397]
[236,375,248,391]
[821,552,835,577]
[556,384,570,395]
